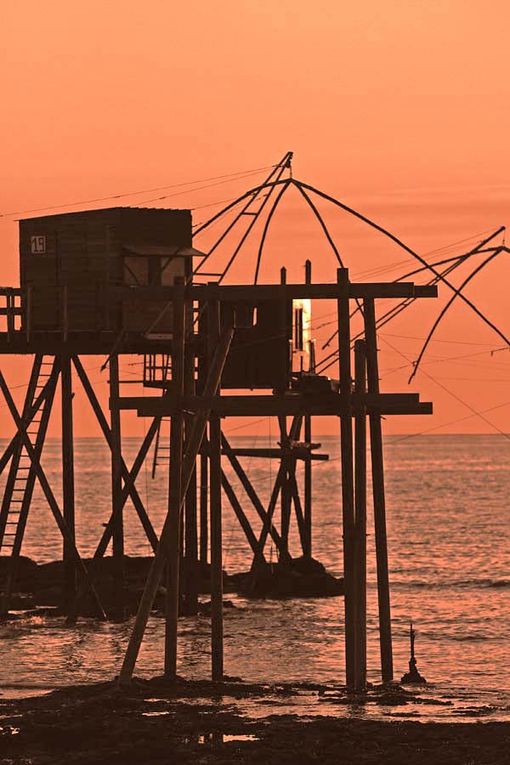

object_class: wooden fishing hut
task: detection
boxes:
[0,183,437,691]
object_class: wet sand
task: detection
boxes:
[1,678,509,764]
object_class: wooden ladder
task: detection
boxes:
[0,355,59,614]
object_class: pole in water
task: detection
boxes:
[400,621,426,684]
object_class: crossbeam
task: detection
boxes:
[108,281,438,302]
[117,392,433,418]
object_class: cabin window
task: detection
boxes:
[294,307,304,351]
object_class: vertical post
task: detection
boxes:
[199,451,208,565]
[364,298,393,683]
[61,354,76,611]
[304,259,312,558]
[279,415,291,560]
[354,340,367,690]
[109,354,124,608]
[164,278,185,678]
[198,298,209,568]
[209,415,223,681]
[337,268,356,689]
[183,328,199,616]
[209,295,224,681]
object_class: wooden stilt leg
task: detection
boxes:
[208,296,224,681]
[109,355,124,609]
[304,259,313,558]
[304,415,312,558]
[61,354,76,612]
[165,279,185,678]
[199,450,208,565]
[183,339,198,616]
[210,416,223,681]
[337,268,357,689]
[354,340,367,691]
[279,416,291,560]
[364,298,393,683]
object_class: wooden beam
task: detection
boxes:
[338,269,356,690]
[208,296,224,682]
[109,355,125,607]
[354,340,367,691]
[210,416,223,681]
[225,447,328,461]
[199,450,208,565]
[108,281,438,302]
[165,280,185,679]
[182,333,199,617]
[364,298,394,683]
[119,393,433,418]
[303,415,312,558]
[61,354,76,611]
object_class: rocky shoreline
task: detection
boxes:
[1,678,509,764]
[1,554,344,617]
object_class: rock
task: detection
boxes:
[231,557,344,599]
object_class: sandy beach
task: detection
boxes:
[1,679,509,764]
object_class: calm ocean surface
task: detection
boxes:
[1,434,509,721]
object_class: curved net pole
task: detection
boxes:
[296,181,510,347]
[395,227,504,283]
[253,179,292,284]
[319,226,506,353]
[319,254,466,359]
[218,167,292,284]
[315,253,481,376]
[409,246,509,382]
[193,153,292,276]
[292,180,344,267]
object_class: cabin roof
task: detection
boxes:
[19,206,189,224]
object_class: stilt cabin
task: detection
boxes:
[15,206,314,389]
[19,207,194,336]
[220,296,312,390]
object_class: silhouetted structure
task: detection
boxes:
[0,155,439,692]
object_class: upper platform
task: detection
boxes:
[0,278,437,355]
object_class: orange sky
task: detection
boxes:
[1,1,510,440]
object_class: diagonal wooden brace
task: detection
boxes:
[72,356,159,552]
[0,371,107,621]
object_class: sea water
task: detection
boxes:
[1,434,509,721]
